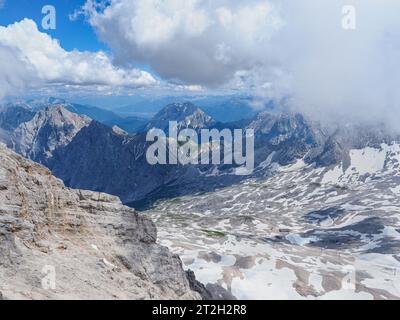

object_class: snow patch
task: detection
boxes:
[285,234,317,246]
[348,147,386,175]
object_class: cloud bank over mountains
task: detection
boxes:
[277,0,400,129]
[1,0,400,129]
[81,0,400,128]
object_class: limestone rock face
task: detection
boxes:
[10,105,91,165]
[0,144,200,300]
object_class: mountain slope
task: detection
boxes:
[66,103,121,123]
[49,121,189,204]
[0,143,203,300]
[10,105,91,164]
[145,141,400,299]
[113,95,257,122]
[144,102,216,132]
[104,115,148,134]
[0,104,36,132]
[42,105,400,207]
[2,99,400,299]
[6,101,400,210]
[64,103,148,134]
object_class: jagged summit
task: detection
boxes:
[144,102,216,132]
[1,97,400,300]
[10,105,91,164]
[3,98,400,211]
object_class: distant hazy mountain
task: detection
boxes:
[114,95,257,122]
[2,98,148,134]
[193,95,259,123]
[114,95,182,118]
[20,97,68,110]
[144,102,216,132]
[3,98,400,210]
[104,116,148,133]
[66,103,121,123]
[66,103,148,134]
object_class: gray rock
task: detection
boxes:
[205,283,237,300]
[0,144,200,300]
[144,102,216,133]
[10,105,91,165]
[186,269,212,300]
[0,104,35,132]
[5,101,400,211]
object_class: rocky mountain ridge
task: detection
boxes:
[9,105,91,165]
[0,143,204,300]
[2,98,400,300]
[144,102,216,132]
[2,100,400,208]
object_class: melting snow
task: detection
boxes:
[348,147,386,175]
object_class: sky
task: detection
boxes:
[0,0,105,52]
[0,0,400,129]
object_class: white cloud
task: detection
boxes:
[273,0,400,130]
[0,44,33,100]
[0,18,157,99]
[173,84,204,92]
[82,0,400,130]
[3,1,400,131]
[83,0,283,86]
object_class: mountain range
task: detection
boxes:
[2,99,400,206]
[111,94,258,122]
[0,142,210,299]
[1,98,400,299]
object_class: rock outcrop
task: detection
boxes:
[0,104,36,132]
[0,143,201,300]
[10,105,91,164]
[144,102,216,132]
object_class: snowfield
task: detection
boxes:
[146,145,400,299]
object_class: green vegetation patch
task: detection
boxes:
[201,229,226,238]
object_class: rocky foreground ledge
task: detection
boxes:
[0,143,204,300]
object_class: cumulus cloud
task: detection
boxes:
[0,18,157,98]
[82,0,283,86]
[80,0,400,129]
[0,44,34,100]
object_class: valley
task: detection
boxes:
[2,0,399,302]
[1,99,400,300]
[146,154,400,299]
